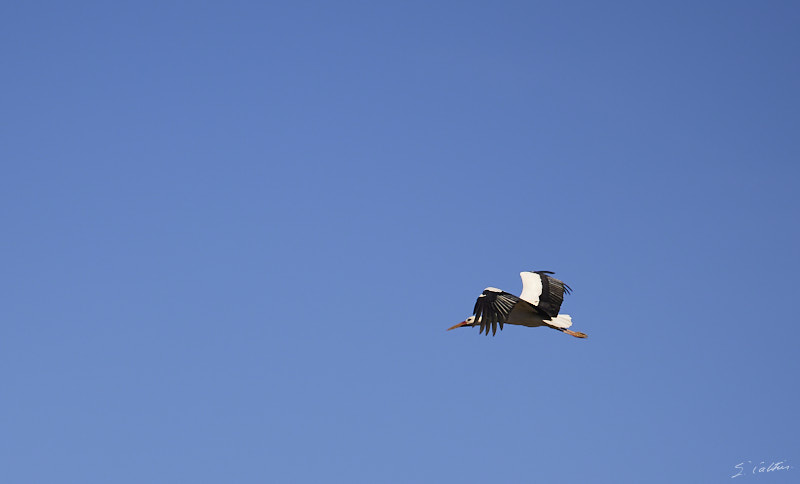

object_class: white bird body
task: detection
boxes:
[471,304,571,328]
[448,271,587,338]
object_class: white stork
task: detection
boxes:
[448,271,587,338]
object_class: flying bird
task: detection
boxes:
[448,271,587,338]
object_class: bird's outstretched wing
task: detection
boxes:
[519,271,573,319]
[473,288,519,336]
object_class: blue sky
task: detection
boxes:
[2,1,798,483]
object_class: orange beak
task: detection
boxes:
[447,320,468,331]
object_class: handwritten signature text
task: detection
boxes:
[732,460,791,478]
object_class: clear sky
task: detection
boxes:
[2,1,798,483]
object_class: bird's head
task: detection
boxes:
[447,315,477,331]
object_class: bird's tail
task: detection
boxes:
[561,328,587,338]
[544,315,587,338]
[545,313,573,328]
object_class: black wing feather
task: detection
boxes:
[472,289,519,337]
[532,270,572,318]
